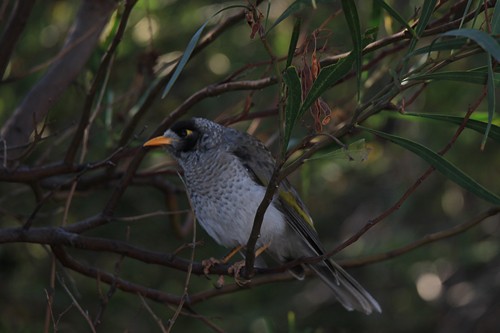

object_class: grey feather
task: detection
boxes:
[153,117,381,314]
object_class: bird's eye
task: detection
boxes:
[179,129,193,138]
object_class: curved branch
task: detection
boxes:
[343,207,500,267]
[51,245,182,305]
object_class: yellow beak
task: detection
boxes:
[143,136,175,147]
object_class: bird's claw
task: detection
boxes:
[202,257,221,277]
[228,260,250,286]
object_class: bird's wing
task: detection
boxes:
[229,130,325,256]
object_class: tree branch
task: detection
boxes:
[0,0,117,161]
[0,0,36,77]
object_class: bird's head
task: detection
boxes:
[143,118,226,158]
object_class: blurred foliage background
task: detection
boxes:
[0,0,499,332]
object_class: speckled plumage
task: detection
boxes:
[146,117,381,314]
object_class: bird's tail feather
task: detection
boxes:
[308,260,381,314]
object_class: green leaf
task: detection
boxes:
[286,18,301,68]
[483,55,496,149]
[162,21,208,98]
[442,28,500,62]
[373,0,418,38]
[283,66,302,150]
[408,0,437,52]
[299,53,354,117]
[162,5,247,99]
[492,0,500,34]
[408,37,470,56]
[341,0,362,100]
[415,0,437,37]
[359,126,500,205]
[458,0,475,29]
[405,69,500,86]
[402,113,500,142]
[267,0,334,34]
[305,139,370,163]
[369,0,382,39]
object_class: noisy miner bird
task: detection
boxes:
[144,117,381,314]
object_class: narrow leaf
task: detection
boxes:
[402,113,500,142]
[162,5,247,99]
[415,0,437,36]
[442,28,500,62]
[458,0,475,29]
[267,0,335,34]
[283,66,302,149]
[408,0,438,52]
[373,0,418,38]
[406,70,500,86]
[369,0,382,39]
[286,18,301,68]
[492,0,500,34]
[360,126,500,205]
[162,21,208,98]
[305,139,370,163]
[408,37,470,56]
[483,56,496,149]
[341,0,362,99]
[267,1,307,34]
[299,53,354,117]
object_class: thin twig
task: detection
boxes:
[344,207,500,267]
[139,294,168,333]
[57,274,97,333]
[114,210,190,222]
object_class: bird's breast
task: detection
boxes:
[182,154,286,250]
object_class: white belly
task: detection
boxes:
[190,174,286,248]
[181,152,288,254]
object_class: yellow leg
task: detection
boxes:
[229,242,272,285]
[202,245,243,277]
[221,245,244,263]
[254,242,271,258]
[204,243,271,286]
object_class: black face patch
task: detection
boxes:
[170,119,200,152]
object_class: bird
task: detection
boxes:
[143,117,381,314]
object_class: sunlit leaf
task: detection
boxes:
[360,126,500,205]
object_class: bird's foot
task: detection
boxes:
[228,260,251,286]
[202,257,228,288]
[213,275,225,289]
[201,257,221,277]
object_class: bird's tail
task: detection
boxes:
[308,260,381,314]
